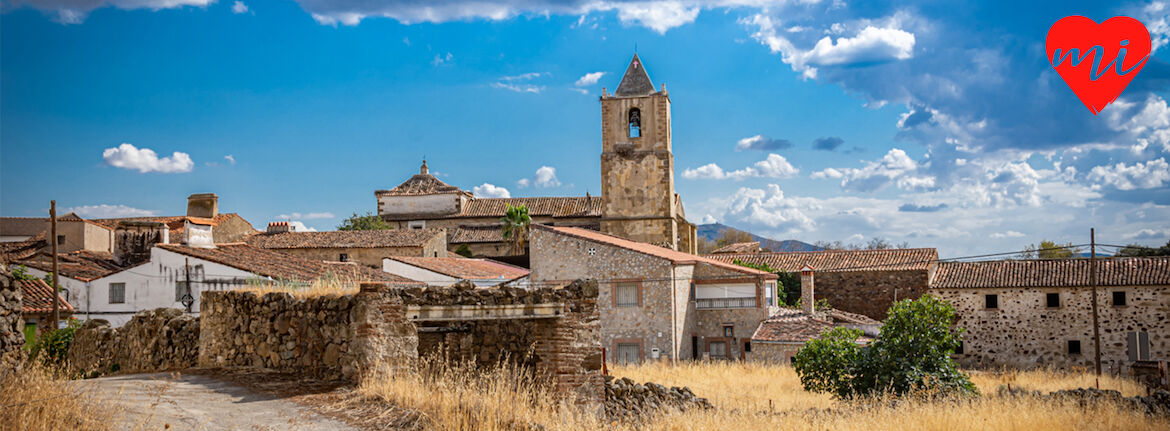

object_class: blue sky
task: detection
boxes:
[2,0,1169,257]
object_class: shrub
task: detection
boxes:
[28,319,81,365]
[793,295,977,399]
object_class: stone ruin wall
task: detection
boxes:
[817,269,931,320]
[0,271,23,377]
[69,308,199,377]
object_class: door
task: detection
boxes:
[709,341,727,359]
[616,343,640,364]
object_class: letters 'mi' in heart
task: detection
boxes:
[1046,16,1151,115]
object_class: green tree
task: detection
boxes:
[793,295,976,399]
[454,244,474,258]
[1116,240,1170,257]
[337,212,392,231]
[500,204,531,254]
[11,265,38,281]
[733,259,801,306]
[1018,240,1080,259]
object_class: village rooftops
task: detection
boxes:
[246,228,444,249]
[931,257,1170,289]
[17,250,128,282]
[534,224,776,279]
[751,308,880,344]
[385,256,530,282]
[18,279,74,314]
[92,213,253,239]
[710,241,761,254]
[1,232,47,262]
[375,161,468,197]
[156,243,420,284]
[705,248,939,273]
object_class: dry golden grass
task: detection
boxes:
[0,364,122,431]
[355,360,1169,431]
[239,275,360,299]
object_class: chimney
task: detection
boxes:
[267,221,292,233]
[183,220,215,248]
[187,193,218,219]
[420,160,429,175]
[800,265,815,315]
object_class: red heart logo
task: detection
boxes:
[1046,16,1151,115]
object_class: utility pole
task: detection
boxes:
[184,258,193,313]
[1090,228,1102,378]
[50,200,60,330]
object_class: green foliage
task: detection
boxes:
[1116,240,1170,257]
[337,212,392,231]
[11,265,39,281]
[1018,240,1080,259]
[732,259,801,306]
[454,244,474,258]
[500,204,531,254]
[793,295,977,399]
[792,297,832,312]
[28,319,81,365]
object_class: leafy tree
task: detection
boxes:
[500,204,531,254]
[11,265,38,281]
[337,212,392,231]
[793,295,976,399]
[696,236,717,254]
[715,228,754,248]
[815,237,910,251]
[1018,240,1080,259]
[1116,240,1170,257]
[454,244,474,258]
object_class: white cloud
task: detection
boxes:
[492,72,545,94]
[432,52,453,66]
[990,231,1025,239]
[224,154,236,165]
[1088,158,1170,191]
[700,214,718,224]
[810,148,932,192]
[735,134,792,151]
[278,212,335,220]
[102,143,194,173]
[288,221,317,232]
[231,1,248,14]
[473,183,511,198]
[706,184,815,231]
[13,0,213,24]
[533,166,561,187]
[744,14,916,79]
[682,153,798,180]
[64,204,157,218]
[517,178,531,188]
[1124,228,1170,240]
[574,71,606,87]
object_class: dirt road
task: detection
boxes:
[77,372,357,431]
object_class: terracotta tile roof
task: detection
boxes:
[711,242,760,254]
[93,213,255,242]
[387,256,530,281]
[18,251,128,282]
[535,225,776,279]
[1,232,47,262]
[450,225,504,244]
[246,228,442,249]
[457,197,603,218]
[751,308,876,343]
[705,248,938,272]
[156,243,421,285]
[828,309,882,326]
[376,173,466,196]
[931,257,1170,289]
[18,279,74,314]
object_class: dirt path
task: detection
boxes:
[77,372,359,431]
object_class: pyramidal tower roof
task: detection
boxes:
[614,54,656,97]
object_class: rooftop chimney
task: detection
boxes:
[267,221,292,233]
[187,193,218,219]
[800,265,815,316]
[420,160,429,175]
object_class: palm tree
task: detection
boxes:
[500,204,531,254]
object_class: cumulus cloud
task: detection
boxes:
[102,143,194,173]
[709,184,815,231]
[683,154,798,180]
[278,212,335,220]
[812,136,844,151]
[897,203,947,212]
[231,1,248,13]
[533,166,561,187]
[735,134,792,151]
[10,0,213,24]
[492,72,545,94]
[473,183,511,198]
[1088,159,1170,191]
[224,154,236,165]
[1125,228,1170,240]
[744,14,915,78]
[64,204,158,218]
[990,231,1025,239]
[811,148,933,192]
[288,221,317,232]
[574,72,606,87]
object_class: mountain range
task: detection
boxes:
[696,223,822,253]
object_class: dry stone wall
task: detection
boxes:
[0,271,23,377]
[817,270,930,320]
[69,308,199,376]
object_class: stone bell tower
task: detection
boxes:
[600,54,693,252]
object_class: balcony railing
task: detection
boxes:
[695,297,757,309]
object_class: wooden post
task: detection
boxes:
[185,258,193,313]
[1090,228,1102,377]
[50,200,60,330]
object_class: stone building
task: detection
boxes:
[93,193,257,245]
[529,224,777,363]
[373,55,697,262]
[1,213,113,253]
[705,248,938,320]
[246,222,448,267]
[932,257,1170,373]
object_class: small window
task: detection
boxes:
[744,341,752,353]
[615,283,639,307]
[175,281,189,302]
[407,220,425,230]
[616,343,639,364]
[108,282,125,304]
[627,108,641,138]
[1112,291,1127,306]
[723,325,734,338]
[1128,331,1151,362]
[1046,292,1060,308]
[984,294,998,309]
[57,235,65,245]
[955,341,965,355]
[1067,340,1082,355]
[339,253,349,262]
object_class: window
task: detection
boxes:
[708,341,727,359]
[616,343,640,364]
[615,282,639,307]
[765,282,776,307]
[56,235,65,245]
[955,341,965,355]
[1128,331,1151,361]
[984,294,998,309]
[1112,291,1127,306]
[109,282,125,304]
[723,325,734,338]
[1067,340,1082,355]
[627,108,641,138]
[175,281,189,302]
[1046,292,1060,308]
[744,341,752,353]
[339,253,349,262]
[407,220,425,230]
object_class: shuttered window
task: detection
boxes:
[616,343,640,364]
[709,342,727,359]
[109,283,125,304]
[615,283,639,307]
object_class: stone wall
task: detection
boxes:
[934,286,1170,373]
[746,342,800,364]
[69,308,199,376]
[817,269,930,320]
[0,270,23,376]
[198,291,360,381]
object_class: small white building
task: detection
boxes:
[383,256,530,288]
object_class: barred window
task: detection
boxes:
[615,283,639,307]
[109,282,125,304]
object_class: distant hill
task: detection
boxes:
[697,223,822,253]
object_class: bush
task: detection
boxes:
[793,295,977,399]
[28,319,81,365]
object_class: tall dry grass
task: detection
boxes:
[355,360,1169,431]
[0,364,121,431]
[238,275,360,299]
